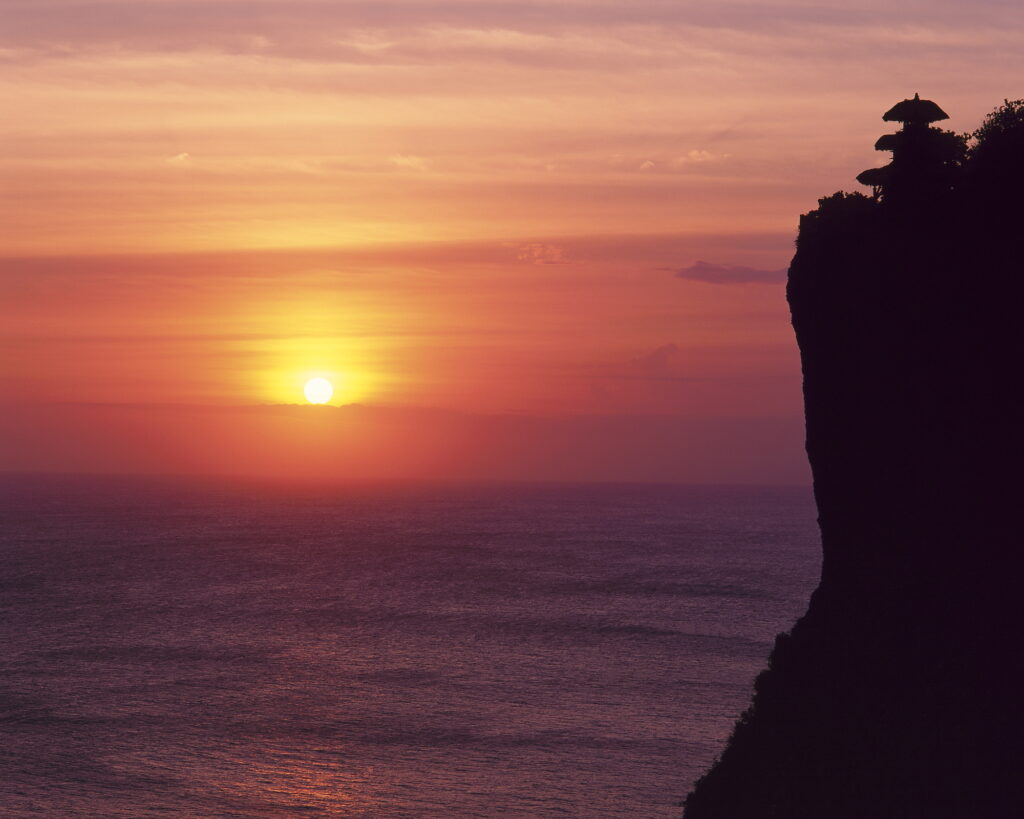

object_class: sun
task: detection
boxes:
[303,377,334,404]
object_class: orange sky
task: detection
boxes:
[2,0,1020,481]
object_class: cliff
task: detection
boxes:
[683,98,1024,818]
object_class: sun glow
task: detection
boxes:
[253,361,374,406]
[303,377,334,404]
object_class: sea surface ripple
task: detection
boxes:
[0,476,819,817]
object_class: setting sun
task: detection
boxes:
[303,378,334,405]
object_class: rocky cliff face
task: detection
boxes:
[683,99,1024,819]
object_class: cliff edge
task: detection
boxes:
[683,97,1024,819]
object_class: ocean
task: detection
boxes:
[0,476,820,817]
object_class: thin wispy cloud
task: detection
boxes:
[515,243,570,265]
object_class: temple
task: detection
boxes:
[855,93,961,202]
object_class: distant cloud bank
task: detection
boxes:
[674,260,787,285]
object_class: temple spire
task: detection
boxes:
[856,94,960,202]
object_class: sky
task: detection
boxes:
[2,0,1021,481]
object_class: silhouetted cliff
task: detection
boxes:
[683,97,1024,818]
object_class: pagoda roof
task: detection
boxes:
[874,133,900,151]
[856,165,893,187]
[883,93,949,124]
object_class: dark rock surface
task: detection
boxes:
[683,98,1024,819]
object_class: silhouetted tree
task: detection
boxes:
[969,98,1024,158]
[965,99,1024,231]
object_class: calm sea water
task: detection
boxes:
[0,476,819,818]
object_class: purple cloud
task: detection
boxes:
[630,343,680,375]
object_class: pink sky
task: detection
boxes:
[2,0,1019,481]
